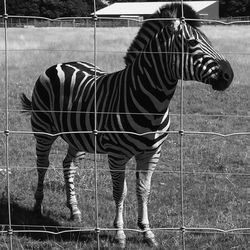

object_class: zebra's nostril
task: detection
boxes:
[223,73,230,81]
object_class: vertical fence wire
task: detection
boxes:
[180,1,186,249]
[3,0,13,249]
[93,0,100,249]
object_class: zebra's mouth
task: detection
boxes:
[211,81,228,91]
[208,77,230,91]
[208,60,234,91]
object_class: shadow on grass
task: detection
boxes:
[0,196,144,248]
[0,195,151,248]
[0,195,98,244]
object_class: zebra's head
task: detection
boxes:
[157,14,233,91]
[125,3,234,91]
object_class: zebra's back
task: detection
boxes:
[30,61,108,152]
[30,61,170,157]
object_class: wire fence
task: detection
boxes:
[0,16,141,28]
[1,15,250,28]
[1,1,250,249]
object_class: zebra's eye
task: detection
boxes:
[188,39,199,47]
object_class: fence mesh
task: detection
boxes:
[1,1,250,249]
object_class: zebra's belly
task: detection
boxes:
[97,131,169,157]
[60,130,168,157]
[60,133,107,154]
[55,110,171,156]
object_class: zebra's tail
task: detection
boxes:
[20,93,32,115]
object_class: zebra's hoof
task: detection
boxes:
[144,237,159,248]
[143,231,158,248]
[70,212,82,222]
[33,204,43,217]
[114,238,126,249]
[116,238,126,249]
[33,210,42,217]
[114,230,126,249]
[69,206,82,222]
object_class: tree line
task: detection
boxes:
[0,0,106,18]
[1,0,250,18]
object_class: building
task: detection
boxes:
[95,1,219,20]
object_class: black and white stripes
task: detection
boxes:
[21,3,233,248]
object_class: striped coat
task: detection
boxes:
[21,3,233,248]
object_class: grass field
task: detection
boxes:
[0,26,250,249]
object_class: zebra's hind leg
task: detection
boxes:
[108,155,128,249]
[34,135,56,216]
[135,150,161,248]
[63,146,84,222]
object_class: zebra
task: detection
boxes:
[20,3,233,248]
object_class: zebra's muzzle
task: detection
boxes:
[210,60,234,91]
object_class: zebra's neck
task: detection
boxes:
[123,47,178,116]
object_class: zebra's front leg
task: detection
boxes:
[135,150,160,247]
[63,146,84,222]
[109,157,128,249]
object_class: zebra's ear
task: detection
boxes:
[168,19,181,34]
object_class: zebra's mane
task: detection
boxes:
[124,3,201,66]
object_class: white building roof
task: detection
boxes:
[95,1,217,16]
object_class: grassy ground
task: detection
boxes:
[0,26,249,249]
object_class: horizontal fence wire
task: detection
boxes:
[1,226,249,235]
[0,129,250,138]
[1,49,250,57]
[1,2,250,250]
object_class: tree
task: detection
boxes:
[1,0,250,18]
[246,1,250,15]
[0,0,40,16]
[220,0,250,17]
[40,0,87,18]
[0,0,90,17]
